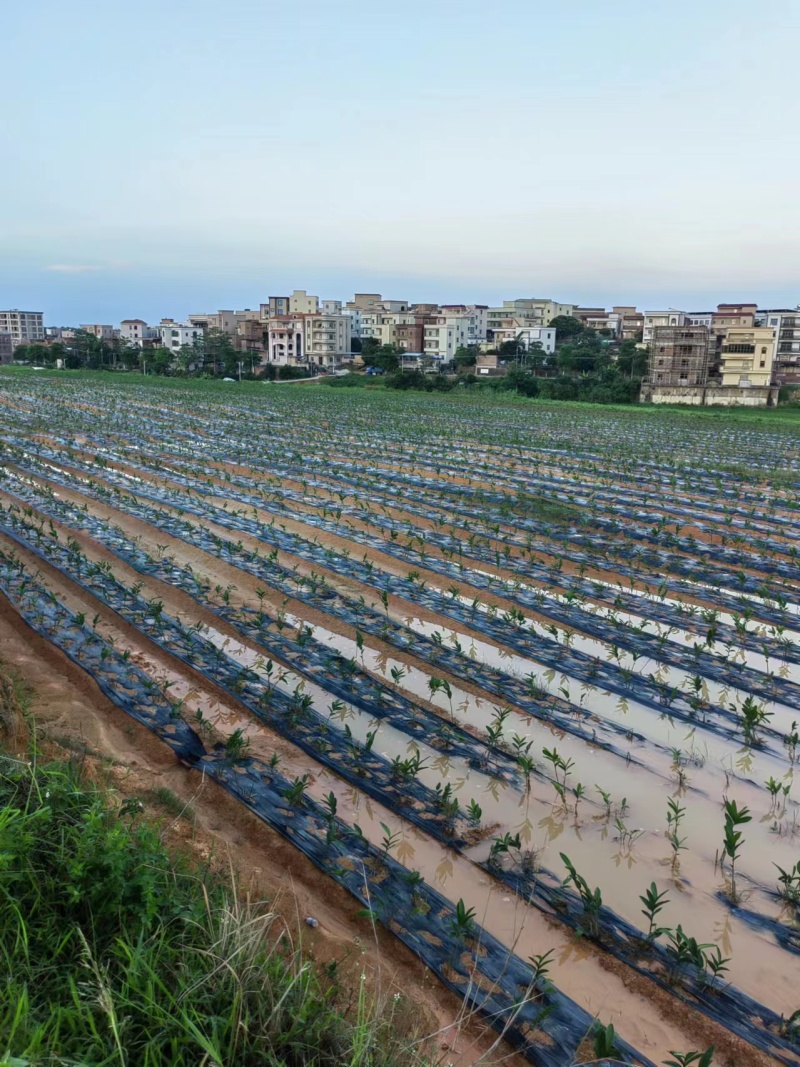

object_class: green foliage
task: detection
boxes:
[0,753,430,1066]
[663,1046,715,1066]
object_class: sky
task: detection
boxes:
[2,0,800,323]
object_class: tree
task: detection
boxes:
[498,340,524,359]
[350,336,363,354]
[363,342,401,372]
[199,328,238,376]
[149,347,174,375]
[453,345,477,369]
[549,315,585,341]
[616,339,649,379]
[360,337,381,361]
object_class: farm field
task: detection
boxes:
[2,370,800,1067]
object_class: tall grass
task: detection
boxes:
[0,750,434,1066]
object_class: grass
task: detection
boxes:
[0,739,436,1065]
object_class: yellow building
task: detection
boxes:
[719,326,775,388]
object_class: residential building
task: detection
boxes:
[188,310,257,335]
[158,320,204,352]
[348,293,385,310]
[488,326,556,354]
[342,306,363,339]
[302,312,352,368]
[756,308,800,385]
[612,307,644,341]
[322,300,342,314]
[706,304,758,378]
[260,297,290,320]
[440,305,488,342]
[236,319,269,359]
[647,326,710,390]
[642,310,685,346]
[685,312,714,329]
[486,299,574,339]
[487,299,545,334]
[289,290,319,315]
[80,324,115,340]
[0,310,45,348]
[718,326,775,389]
[423,315,476,362]
[0,334,12,364]
[120,319,159,347]
[267,316,306,366]
[574,307,608,329]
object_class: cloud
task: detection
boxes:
[45,264,103,273]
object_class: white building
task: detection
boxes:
[322,299,342,314]
[159,320,204,352]
[0,310,45,348]
[756,308,800,385]
[423,315,474,362]
[267,317,306,366]
[489,326,556,354]
[643,310,685,346]
[303,313,352,368]
[440,305,488,343]
[342,306,363,339]
[120,319,159,347]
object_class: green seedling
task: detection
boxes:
[639,882,670,941]
[560,853,602,937]
[720,799,751,901]
[663,1049,715,1067]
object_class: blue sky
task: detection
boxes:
[2,0,799,323]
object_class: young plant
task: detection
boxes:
[737,695,772,746]
[663,1049,715,1067]
[639,882,670,941]
[449,899,476,941]
[774,861,800,904]
[720,799,751,901]
[560,853,603,938]
[593,1022,619,1059]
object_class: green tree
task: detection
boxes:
[617,339,649,379]
[148,346,174,375]
[453,345,477,369]
[549,315,585,341]
[360,337,381,361]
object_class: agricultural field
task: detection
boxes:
[2,370,800,1067]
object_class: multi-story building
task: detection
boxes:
[260,297,290,320]
[120,319,159,347]
[80,324,115,340]
[0,334,13,364]
[0,310,45,348]
[487,326,556,354]
[642,310,685,346]
[158,320,204,352]
[347,293,386,310]
[440,305,488,343]
[756,308,800,385]
[486,299,574,339]
[648,326,710,391]
[289,290,320,315]
[267,316,306,366]
[612,307,644,341]
[342,306,363,339]
[322,300,342,314]
[188,310,257,335]
[302,313,352,368]
[718,326,775,389]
